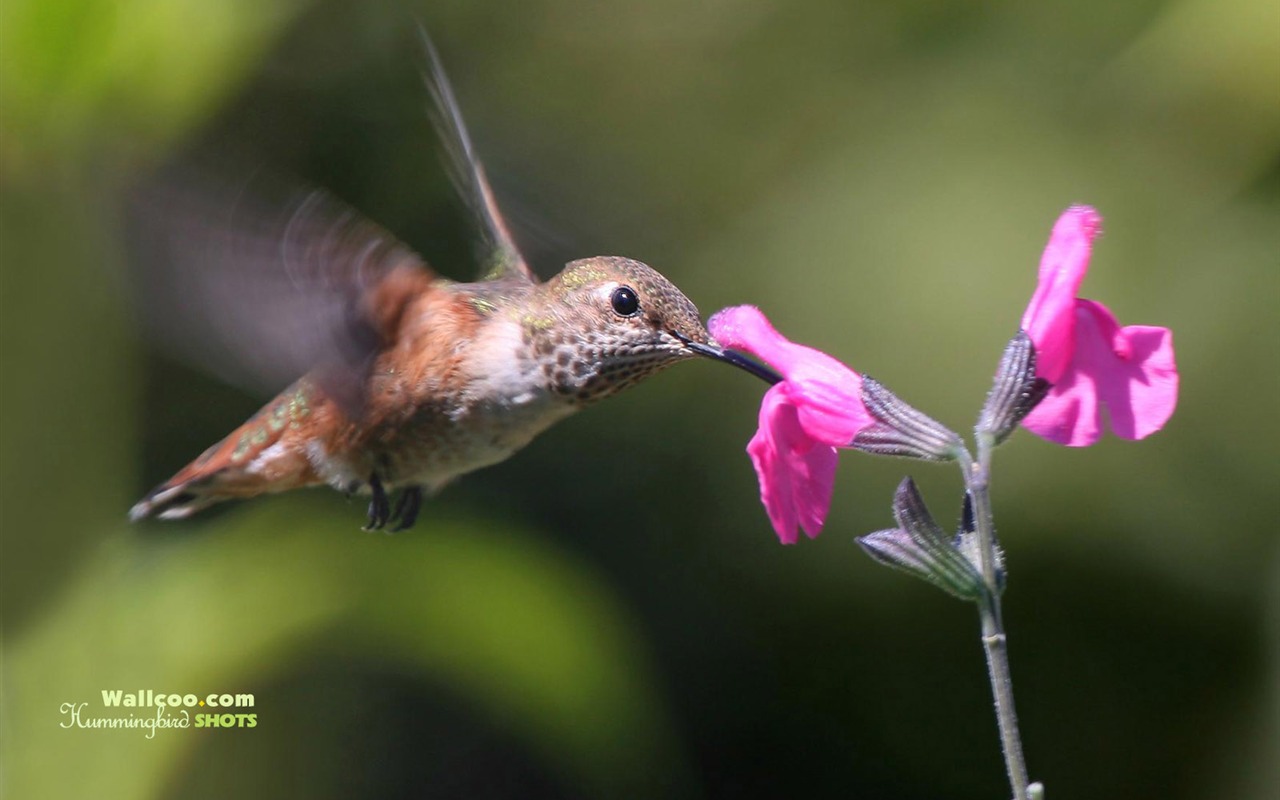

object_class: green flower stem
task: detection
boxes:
[961,436,1032,800]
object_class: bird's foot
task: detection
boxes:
[363,473,391,531]
[388,486,424,532]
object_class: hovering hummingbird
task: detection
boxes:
[128,37,778,531]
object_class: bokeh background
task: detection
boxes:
[3,1,1277,798]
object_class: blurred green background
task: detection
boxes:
[3,0,1277,798]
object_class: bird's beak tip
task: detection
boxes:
[672,331,782,386]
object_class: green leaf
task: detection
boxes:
[0,0,305,177]
[4,503,687,798]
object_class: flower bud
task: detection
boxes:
[857,478,985,600]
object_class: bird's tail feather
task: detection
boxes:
[130,389,323,522]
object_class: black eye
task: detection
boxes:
[610,286,640,317]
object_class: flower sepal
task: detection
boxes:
[977,331,1051,446]
[856,478,985,601]
[852,377,963,462]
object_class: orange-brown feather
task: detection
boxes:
[129,382,331,519]
[326,280,487,459]
[131,267,455,520]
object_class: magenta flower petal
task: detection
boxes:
[1021,205,1101,383]
[711,306,870,543]
[746,385,839,544]
[1020,207,1178,445]
[710,306,873,446]
[1022,300,1178,445]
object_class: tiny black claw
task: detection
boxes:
[389,486,424,532]
[363,473,391,531]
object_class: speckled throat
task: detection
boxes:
[515,256,706,405]
[532,326,694,406]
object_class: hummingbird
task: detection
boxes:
[127,36,778,531]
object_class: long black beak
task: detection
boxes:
[673,331,783,386]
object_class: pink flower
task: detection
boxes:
[1020,206,1178,446]
[709,306,875,544]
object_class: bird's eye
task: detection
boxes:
[610,286,640,317]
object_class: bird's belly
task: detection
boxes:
[373,392,576,491]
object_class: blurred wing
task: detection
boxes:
[419,26,536,284]
[126,166,437,417]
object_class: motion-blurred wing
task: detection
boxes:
[126,167,436,417]
[419,27,536,284]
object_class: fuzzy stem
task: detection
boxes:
[961,437,1031,800]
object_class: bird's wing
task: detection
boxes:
[419,27,537,284]
[125,167,437,418]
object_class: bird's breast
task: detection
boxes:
[354,315,577,489]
